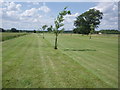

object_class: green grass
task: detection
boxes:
[1,32,28,41]
[2,33,118,88]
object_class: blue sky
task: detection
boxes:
[0,1,118,30]
[46,2,97,14]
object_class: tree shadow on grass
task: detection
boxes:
[64,48,96,51]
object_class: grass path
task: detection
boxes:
[2,33,118,88]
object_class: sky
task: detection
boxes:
[0,1,118,31]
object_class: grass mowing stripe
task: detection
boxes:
[38,34,67,88]
[2,36,31,70]
[63,51,117,87]
[37,34,54,88]
[2,32,28,41]
[16,34,44,88]
[19,34,41,88]
[2,34,35,88]
[2,38,27,60]
[36,36,68,87]
[2,34,30,52]
[2,34,32,61]
[72,50,117,72]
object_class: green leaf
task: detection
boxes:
[64,6,68,10]
[68,11,71,15]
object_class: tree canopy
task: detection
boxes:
[74,8,103,34]
[53,7,71,35]
[47,25,53,32]
[42,25,48,39]
[42,25,48,31]
[10,28,19,32]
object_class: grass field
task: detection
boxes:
[2,33,118,88]
[1,32,27,41]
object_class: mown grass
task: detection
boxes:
[2,33,118,88]
[1,32,28,41]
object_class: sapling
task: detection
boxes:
[53,7,71,49]
[42,25,47,39]
[47,25,53,32]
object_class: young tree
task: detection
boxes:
[53,7,71,49]
[47,25,53,32]
[34,30,36,33]
[42,25,47,39]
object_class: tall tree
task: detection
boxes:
[42,25,47,39]
[74,8,103,35]
[53,7,71,49]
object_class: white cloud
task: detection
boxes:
[64,13,79,30]
[0,0,3,4]
[1,2,22,21]
[6,11,17,16]
[39,5,51,13]
[7,2,22,11]
[33,2,40,5]
[91,2,118,30]
[1,2,52,29]
[38,2,51,13]
[21,8,38,17]
[33,18,38,22]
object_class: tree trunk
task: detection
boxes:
[54,34,58,49]
[71,32,72,36]
[43,31,44,39]
[89,33,91,39]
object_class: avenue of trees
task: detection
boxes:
[1,7,120,49]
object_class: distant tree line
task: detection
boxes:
[1,28,120,34]
[99,30,120,34]
[73,29,120,34]
[0,28,38,33]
